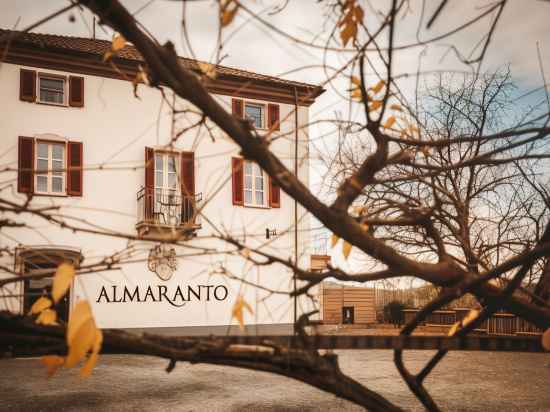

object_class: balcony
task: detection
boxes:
[136,187,202,238]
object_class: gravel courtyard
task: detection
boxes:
[1,350,549,411]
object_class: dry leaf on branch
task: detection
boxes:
[29,296,52,315]
[369,100,383,111]
[220,0,239,27]
[383,116,396,129]
[52,262,75,304]
[342,240,353,260]
[232,295,254,330]
[103,33,127,62]
[370,80,385,94]
[64,301,103,377]
[36,308,58,326]
[338,0,364,47]
[331,234,340,248]
[198,62,217,79]
[41,355,65,378]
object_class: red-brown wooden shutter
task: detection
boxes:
[267,103,280,131]
[69,76,84,107]
[145,147,155,221]
[269,177,280,208]
[18,136,34,193]
[231,157,244,206]
[232,98,244,119]
[180,152,195,197]
[67,141,83,196]
[19,69,36,102]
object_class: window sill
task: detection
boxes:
[32,192,68,197]
[36,101,69,108]
[243,203,271,209]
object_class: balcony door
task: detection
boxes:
[154,152,181,226]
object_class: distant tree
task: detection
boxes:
[384,300,406,327]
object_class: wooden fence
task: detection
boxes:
[402,308,542,336]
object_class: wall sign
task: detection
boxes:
[96,284,229,307]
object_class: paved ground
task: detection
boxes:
[1,350,549,411]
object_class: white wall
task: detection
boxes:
[0,62,317,329]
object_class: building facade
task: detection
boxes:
[0,30,324,334]
[320,282,376,325]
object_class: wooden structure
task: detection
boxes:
[321,283,376,325]
[402,308,542,336]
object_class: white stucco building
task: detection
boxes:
[0,29,324,334]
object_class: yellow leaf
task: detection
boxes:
[448,321,460,336]
[102,50,113,62]
[29,296,52,315]
[390,104,402,112]
[342,241,353,259]
[542,329,550,351]
[67,301,93,347]
[65,318,96,368]
[221,3,239,27]
[363,222,369,231]
[340,22,357,47]
[351,76,361,87]
[383,116,396,129]
[36,308,58,326]
[351,88,362,101]
[232,295,253,330]
[112,33,127,52]
[240,248,251,259]
[80,351,99,378]
[41,355,65,378]
[369,100,382,111]
[80,329,102,377]
[353,4,364,22]
[462,309,479,327]
[198,62,217,79]
[330,234,339,248]
[52,263,75,304]
[370,80,385,94]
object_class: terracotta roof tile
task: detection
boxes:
[0,29,322,92]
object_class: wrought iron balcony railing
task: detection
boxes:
[136,187,202,234]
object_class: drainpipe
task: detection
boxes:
[293,87,299,329]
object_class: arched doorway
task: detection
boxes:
[17,246,82,323]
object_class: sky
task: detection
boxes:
[1,0,549,274]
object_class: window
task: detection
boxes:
[243,161,267,206]
[154,152,180,225]
[38,75,66,105]
[20,70,84,107]
[155,152,179,192]
[35,142,65,195]
[245,103,265,129]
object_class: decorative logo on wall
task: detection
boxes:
[147,244,177,280]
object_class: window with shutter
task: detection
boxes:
[231,157,244,206]
[269,177,281,208]
[19,69,36,102]
[268,103,280,131]
[18,136,34,193]
[180,152,195,197]
[69,76,85,107]
[144,147,155,222]
[232,98,244,119]
[243,161,268,207]
[67,141,83,196]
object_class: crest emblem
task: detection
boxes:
[147,244,177,280]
